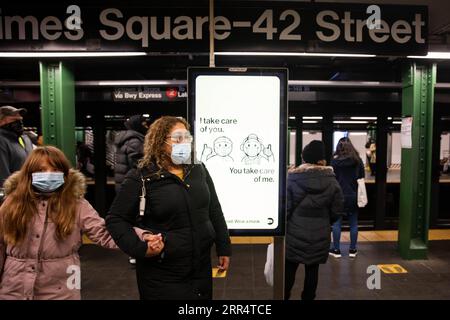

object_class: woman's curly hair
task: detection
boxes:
[138,116,190,170]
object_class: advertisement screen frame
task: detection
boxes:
[188,67,287,236]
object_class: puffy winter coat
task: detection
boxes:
[0,169,146,300]
[286,164,344,265]
[106,162,231,300]
[114,130,144,192]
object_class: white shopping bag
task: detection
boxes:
[357,178,368,208]
[264,243,274,287]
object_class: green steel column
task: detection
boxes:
[398,62,436,260]
[39,62,76,166]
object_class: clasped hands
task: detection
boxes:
[142,233,230,273]
[143,233,165,257]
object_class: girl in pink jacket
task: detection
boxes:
[0,146,162,300]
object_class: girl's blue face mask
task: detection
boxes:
[31,172,65,193]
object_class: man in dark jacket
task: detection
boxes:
[114,115,149,193]
[285,140,344,300]
[0,106,33,188]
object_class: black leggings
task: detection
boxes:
[284,260,320,300]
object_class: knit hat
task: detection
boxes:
[302,140,325,164]
[124,114,149,134]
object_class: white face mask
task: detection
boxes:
[169,143,192,165]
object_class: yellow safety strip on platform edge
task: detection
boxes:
[83,230,450,245]
[377,264,408,274]
[212,268,227,278]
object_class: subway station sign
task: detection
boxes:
[112,87,187,102]
[0,1,428,55]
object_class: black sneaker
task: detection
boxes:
[329,249,341,258]
[349,249,358,258]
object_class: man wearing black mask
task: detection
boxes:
[0,106,33,188]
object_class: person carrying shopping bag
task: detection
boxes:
[329,137,365,258]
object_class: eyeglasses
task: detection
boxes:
[167,133,193,143]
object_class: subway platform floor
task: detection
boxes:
[80,232,450,300]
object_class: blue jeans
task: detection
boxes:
[332,212,358,251]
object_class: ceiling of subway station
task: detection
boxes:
[1,1,450,84]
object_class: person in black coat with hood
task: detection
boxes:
[106,116,231,300]
[285,140,344,300]
[329,137,365,259]
[114,114,150,193]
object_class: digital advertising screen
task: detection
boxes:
[188,68,287,236]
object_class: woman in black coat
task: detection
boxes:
[285,140,344,300]
[330,137,365,258]
[106,116,231,300]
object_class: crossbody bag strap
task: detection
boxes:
[139,176,146,217]
[139,171,160,217]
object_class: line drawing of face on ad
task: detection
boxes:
[241,134,263,157]
[214,136,233,158]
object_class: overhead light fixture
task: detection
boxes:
[388,117,393,120]
[333,120,368,124]
[407,52,450,59]
[303,120,318,124]
[392,121,402,124]
[215,52,376,58]
[289,116,296,120]
[348,132,368,136]
[351,117,377,120]
[97,80,180,86]
[303,116,323,120]
[0,52,147,58]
